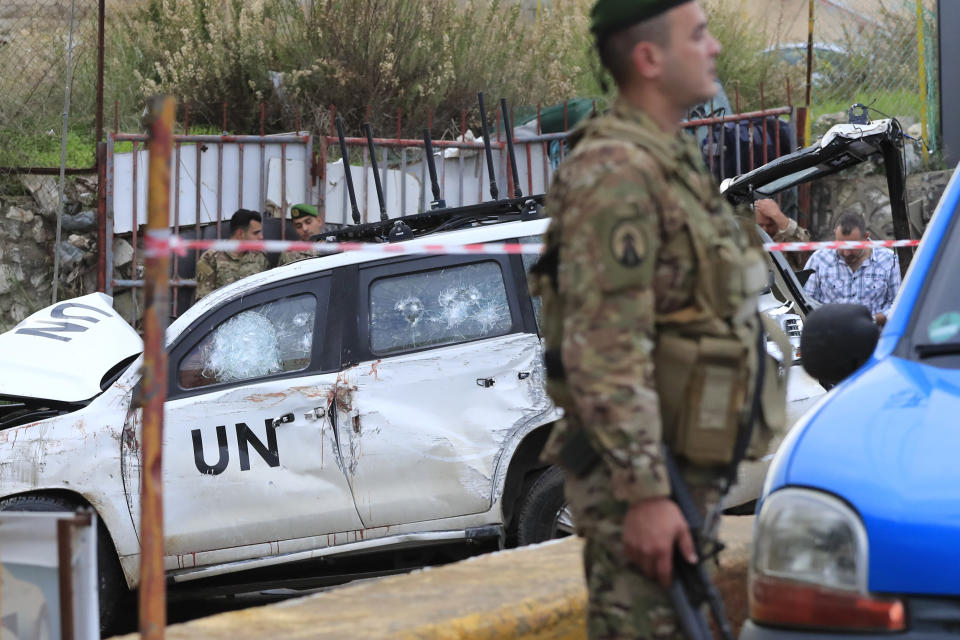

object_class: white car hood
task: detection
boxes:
[0,292,142,403]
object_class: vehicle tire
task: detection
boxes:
[516,466,575,546]
[0,494,132,636]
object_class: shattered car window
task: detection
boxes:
[369,261,513,355]
[178,294,316,389]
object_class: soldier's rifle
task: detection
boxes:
[664,446,735,640]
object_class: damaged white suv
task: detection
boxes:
[0,192,822,630]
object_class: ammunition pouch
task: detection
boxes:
[654,333,750,467]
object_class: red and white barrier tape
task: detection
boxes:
[762,239,920,252]
[144,236,921,258]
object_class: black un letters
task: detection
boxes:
[192,420,280,475]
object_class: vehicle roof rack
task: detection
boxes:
[320,193,545,243]
[321,92,546,244]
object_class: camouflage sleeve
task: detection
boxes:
[773,218,810,243]
[256,252,270,272]
[557,145,670,503]
[194,251,216,300]
[773,219,810,271]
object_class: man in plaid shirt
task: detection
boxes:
[803,211,901,326]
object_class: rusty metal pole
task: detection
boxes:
[804,0,815,147]
[139,95,174,640]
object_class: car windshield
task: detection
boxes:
[906,198,960,364]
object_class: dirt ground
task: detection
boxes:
[716,515,754,634]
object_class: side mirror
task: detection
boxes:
[801,304,880,387]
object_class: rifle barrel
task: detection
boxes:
[477,92,500,201]
[364,123,388,221]
[423,128,446,209]
[335,115,361,225]
[500,98,522,198]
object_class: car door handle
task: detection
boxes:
[303,407,326,421]
[271,413,295,428]
[476,378,495,388]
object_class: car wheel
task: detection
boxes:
[0,494,132,636]
[516,466,575,545]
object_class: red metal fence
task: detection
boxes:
[97,102,799,324]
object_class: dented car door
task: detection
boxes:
[124,276,362,566]
[341,256,550,529]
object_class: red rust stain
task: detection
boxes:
[192,552,197,567]
[369,359,383,380]
[246,392,288,403]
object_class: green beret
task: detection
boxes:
[290,203,319,220]
[590,0,691,38]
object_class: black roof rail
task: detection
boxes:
[319,193,545,244]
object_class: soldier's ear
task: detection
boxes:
[631,41,664,81]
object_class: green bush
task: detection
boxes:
[104,0,599,138]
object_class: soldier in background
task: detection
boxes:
[278,204,324,267]
[194,209,269,300]
[529,0,789,637]
[755,198,811,271]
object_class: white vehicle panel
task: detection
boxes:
[346,333,550,528]
[126,375,364,566]
[0,293,141,403]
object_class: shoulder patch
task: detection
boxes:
[609,220,647,268]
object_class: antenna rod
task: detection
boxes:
[477,92,500,201]
[364,123,388,221]
[423,128,446,209]
[335,115,361,225]
[500,98,522,198]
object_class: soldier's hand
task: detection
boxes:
[754,198,789,237]
[622,497,697,589]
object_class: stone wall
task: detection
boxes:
[0,175,99,334]
[808,168,953,240]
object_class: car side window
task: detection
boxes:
[369,261,512,355]
[178,293,316,389]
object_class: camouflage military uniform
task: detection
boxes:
[194,250,269,299]
[530,100,789,639]
[277,250,316,267]
[773,219,810,271]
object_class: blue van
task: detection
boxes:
[737,148,960,635]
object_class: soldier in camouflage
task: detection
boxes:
[755,198,811,271]
[278,203,324,267]
[194,209,269,300]
[528,1,790,638]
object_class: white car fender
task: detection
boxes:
[0,361,142,587]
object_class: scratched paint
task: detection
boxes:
[344,333,555,529]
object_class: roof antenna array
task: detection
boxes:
[423,128,446,209]
[335,115,362,225]
[500,98,522,199]
[363,123,389,222]
[477,92,500,201]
